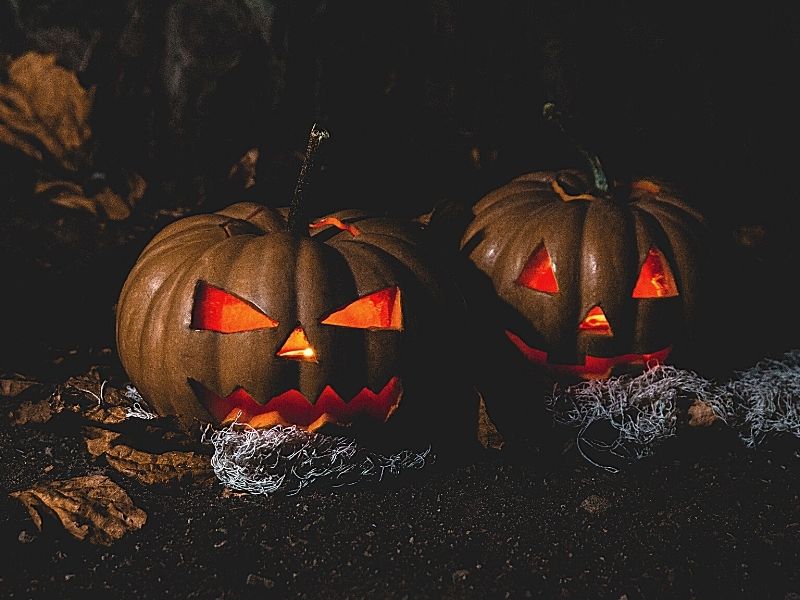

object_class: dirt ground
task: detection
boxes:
[1,386,799,600]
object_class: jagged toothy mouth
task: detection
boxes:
[189,377,403,431]
[505,330,672,379]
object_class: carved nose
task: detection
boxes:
[578,306,613,336]
[276,326,317,362]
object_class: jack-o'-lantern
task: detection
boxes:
[460,110,706,382]
[116,126,476,450]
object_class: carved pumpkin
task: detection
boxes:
[460,168,706,381]
[116,127,475,449]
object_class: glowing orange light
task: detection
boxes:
[309,217,361,236]
[191,282,278,333]
[276,326,316,361]
[632,247,678,298]
[504,330,672,379]
[517,243,559,293]
[191,377,403,427]
[578,306,612,336]
[321,287,402,330]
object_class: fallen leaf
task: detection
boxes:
[0,377,43,398]
[104,444,213,486]
[10,474,146,546]
[0,52,93,171]
[228,146,259,189]
[477,395,504,450]
[8,388,70,426]
[83,426,213,486]
[83,404,134,425]
[83,427,122,458]
[35,172,146,220]
[8,397,57,425]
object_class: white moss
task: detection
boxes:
[201,421,432,496]
[545,351,800,470]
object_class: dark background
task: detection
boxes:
[1,0,799,380]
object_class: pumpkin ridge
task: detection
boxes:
[332,232,440,292]
[132,242,215,417]
[633,198,706,242]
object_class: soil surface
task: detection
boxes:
[1,390,799,600]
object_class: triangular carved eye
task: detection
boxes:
[191,282,278,333]
[321,287,402,330]
[516,242,559,293]
[632,247,679,298]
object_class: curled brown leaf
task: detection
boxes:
[8,388,72,426]
[10,474,147,546]
[83,426,213,486]
[35,172,147,221]
[0,52,93,171]
[228,147,259,189]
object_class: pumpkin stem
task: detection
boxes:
[542,102,610,195]
[287,123,330,236]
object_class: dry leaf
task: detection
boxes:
[8,397,57,425]
[0,377,43,398]
[10,474,146,546]
[83,404,134,425]
[83,426,213,486]
[104,444,213,486]
[8,388,70,426]
[228,147,259,189]
[477,396,504,450]
[83,427,122,458]
[0,52,93,170]
[35,173,146,221]
[688,399,718,428]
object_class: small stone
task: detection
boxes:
[688,399,718,427]
[18,530,35,543]
[580,495,610,515]
[246,573,275,588]
[452,569,469,584]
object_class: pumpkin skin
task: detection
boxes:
[116,202,475,448]
[460,169,706,381]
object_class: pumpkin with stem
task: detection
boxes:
[448,104,708,449]
[461,104,707,382]
[116,125,477,450]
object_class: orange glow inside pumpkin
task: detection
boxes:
[191,282,278,333]
[516,243,559,293]
[276,326,316,362]
[505,330,672,379]
[632,247,678,298]
[578,305,612,336]
[309,217,362,236]
[321,287,402,330]
[191,376,403,428]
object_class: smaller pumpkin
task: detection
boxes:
[450,105,708,448]
[462,169,706,381]
[116,125,477,452]
[461,105,707,382]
